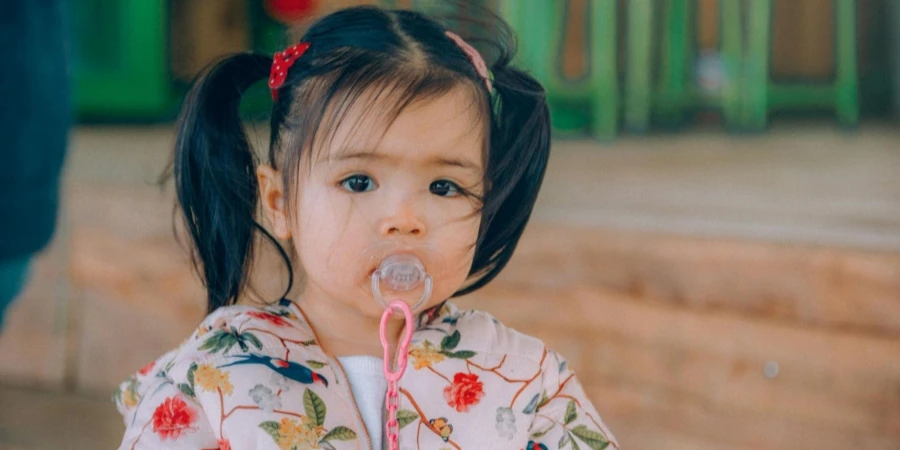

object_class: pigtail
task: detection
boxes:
[173,53,290,313]
[460,63,551,295]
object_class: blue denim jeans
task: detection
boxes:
[0,257,31,329]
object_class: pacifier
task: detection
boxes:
[362,241,435,312]
[371,253,433,311]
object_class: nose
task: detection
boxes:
[379,199,426,237]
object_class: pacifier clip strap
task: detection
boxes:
[380,300,414,450]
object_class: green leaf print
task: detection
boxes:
[198,330,231,353]
[198,329,264,355]
[571,435,582,450]
[304,388,327,426]
[396,409,419,429]
[570,425,610,450]
[537,393,550,410]
[564,400,578,425]
[220,333,239,352]
[306,360,327,369]
[320,426,357,442]
[244,332,263,351]
[442,350,476,359]
[187,362,198,390]
[178,383,195,398]
[441,330,461,351]
[559,430,582,450]
[259,421,281,440]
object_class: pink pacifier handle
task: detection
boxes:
[380,300,414,450]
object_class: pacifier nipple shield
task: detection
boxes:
[371,254,433,311]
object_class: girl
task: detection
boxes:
[115,5,617,450]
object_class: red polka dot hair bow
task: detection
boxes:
[268,42,311,101]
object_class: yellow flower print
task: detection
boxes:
[409,340,445,370]
[117,378,141,409]
[122,388,139,408]
[277,416,323,449]
[194,363,234,396]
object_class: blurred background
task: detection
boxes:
[1,0,899,449]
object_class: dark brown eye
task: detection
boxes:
[430,180,461,197]
[340,175,376,192]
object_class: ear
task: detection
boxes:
[256,165,291,240]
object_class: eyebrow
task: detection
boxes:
[333,151,482,172]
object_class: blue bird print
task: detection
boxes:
[218,354,328,387]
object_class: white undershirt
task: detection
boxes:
[337,355,387,449]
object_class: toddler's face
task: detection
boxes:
[266,85,486,317]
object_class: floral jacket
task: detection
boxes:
[114,300,618,450]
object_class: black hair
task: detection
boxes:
[170,4,550,314]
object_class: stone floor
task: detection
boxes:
[1,122,898,449]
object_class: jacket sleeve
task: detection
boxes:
[527,349,619,450]
[116,373,220,450]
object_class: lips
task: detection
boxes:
[366,250,422,277]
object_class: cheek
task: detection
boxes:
[293,188,342,264]
[436,203,481,246]
[432,209,480,280]
[429,248,476,303]
[293,188,373,279]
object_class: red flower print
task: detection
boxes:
[247,311,291,327]
[218,438,232,450]
[138,361,155,376]
[443,372,485,412]
[152,396,198,440]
